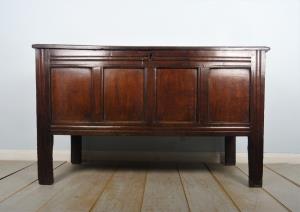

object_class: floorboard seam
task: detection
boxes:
[0,162,36,181]
[88,166,118,212]
[139,168,148,212]
[260,187,292,212]
[177,163,191,212]
[264,165,300,187]
[36,162,82,212]
[236,165,292,212]
[0,161,67,204]
[204,163,242,212]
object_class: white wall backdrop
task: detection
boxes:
[0,0,299,153]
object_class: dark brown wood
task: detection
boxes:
[207,68,250,123]
[248,133,263,187]
[248,50,266,187]
[51,67,93,123]
[224,136,236,166]
[103,68,145,122]
[33,44,269,187]
[71,135,82,164]
[155,68,197,123]
[32,44,270,51]
[36,49,54,185]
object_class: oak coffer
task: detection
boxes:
[33,44,269,187]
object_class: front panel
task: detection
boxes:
[103,68,145,122]
[46,48,260,135]
[206,67,250,124]
[154,68,198,124]
[51,67,93,123]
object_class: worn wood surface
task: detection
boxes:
[91,167,146,212]
[179,163,238,211]
[1,161,297,212]
[0,161,64,203]
[238,163,300,211]
[207,164,288,211]
[265,164,300,186]
[0,163,74,211]
[39,165,115,212]
[0,161,34,179]
[141,164,189,212]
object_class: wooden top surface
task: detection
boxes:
[32,44,270,51]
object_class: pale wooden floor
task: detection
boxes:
[0,161,299,212]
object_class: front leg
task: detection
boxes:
[248,132,263,187]
[36,48,54,185]
[37,131,54,185]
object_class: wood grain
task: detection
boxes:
[179,163,238,212]
[36,49,54,185]
[1,161,299,211]
[91,167,146,212]
[0,161,64,203]
[103,68,145,122]
[0,163,73,211]
[0,161,34,179]
[141,165,189,212]
[207,68,250,123]
[155,68,197,123]
[51,67,93,123]
[266,164,300,186]
[207,164,288,211]
[33,44,270,51]
[238,164,300,211]
[38,165,115,212]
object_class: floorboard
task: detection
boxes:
[0,162,72,211]
[141,164,189,212]
[179,163,238,212]
[0,161,65,203]
[207,163,288,212]
[238,164,300,212]
[91,167,146,212]
[0,161,299,212]
[38,164,115,212]
[265,164,300,187]
[0,161,34,180]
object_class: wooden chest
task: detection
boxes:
[33,44,269,187]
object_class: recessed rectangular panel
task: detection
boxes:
[103,68,145,121]
[156,68,197,122]
[208,68,250,123]
[51,68,92,122]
